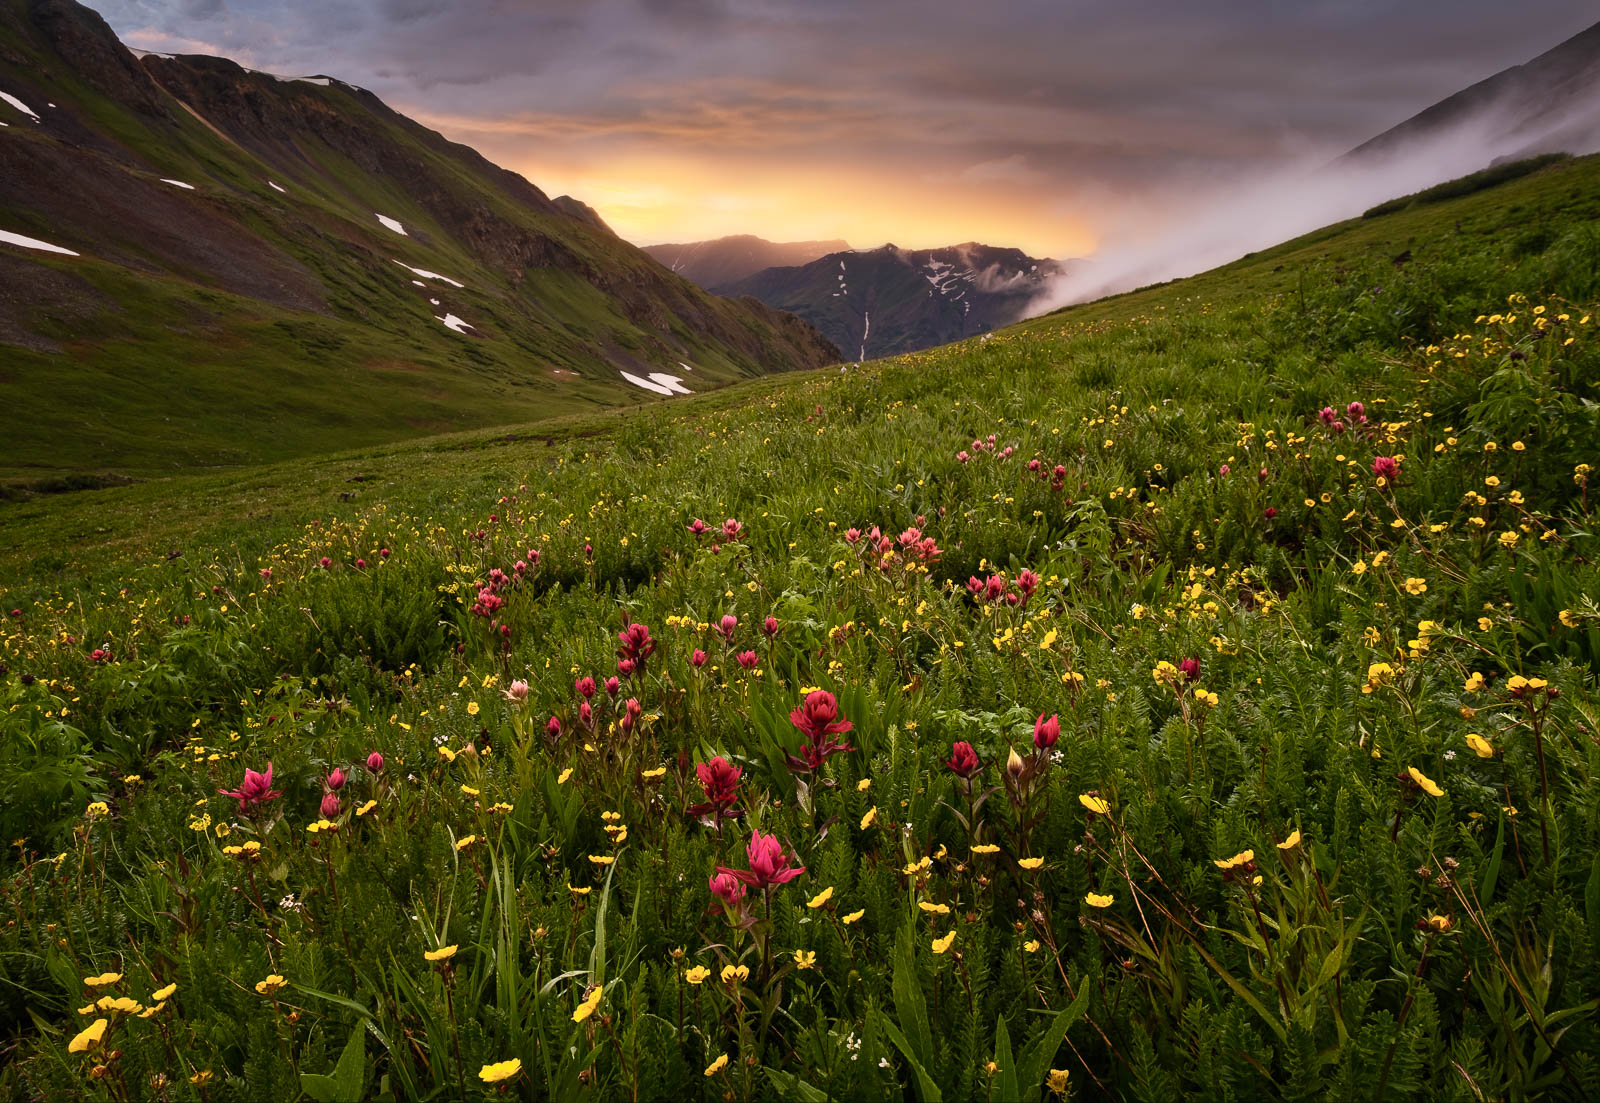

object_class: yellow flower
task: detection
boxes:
[137,1002,165,1019]
[466,701,480,717]
[1407,767,1444,797]
[568,884,591,895]
[1152,660,1179,686]
[85,802,110,819]
[1464,672,1486,693]
[478,1058,522,1083]
[1047,1068,1071,1096]
[255,974,287,996]
[460,785,480,797]
[1214,850,1254,870]
[720,964,750,984]
[705,1054,729,1077]
[1017,857,1045,871]
[572,985,603,1022]
[1352,559,1367,575]
[807,886,834,909]
[971,843,1000,854]
[684,965,711,985]
[1085,892,1114,908]
[903,857,931,876]
[642,767,667,780]
[1478,616,1493,632]
[83,972,123,989]
[1276,830,1302,850]
[1363,662,1395,694]
[1404,577,1427,595]
[455,835,478,851]
[918,901,950,915]
[841,909,865,925]
[356,800,378,816]
[1465,733,1496,759]
[1424,914,1453,934]
[189,1071,213,1086]
[68,1018,107,1054]
[425,945,458,962]
[1078,793,1110,816]
[931,931,956,954]
[151,983,177,1002]
[1022,939,1042,953]
[557,768,573,784]
[794,950,816,970]
[1559,609,1579,628]
[859,807,878,830]
[856,778,871,791]
[1194,689,1219,708]
[588,854,615,866]
[305,819,337,834]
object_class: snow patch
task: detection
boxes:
[268,180,287,193]
[375,214,408,235]
[620,372,692,396]
[1,229,79,256]
[436,313,473,333]
[859,311,870,362]
[1,91,40,121]
[411,280,425,287]
[392,260,464,287]
[621,371,674,395]
[677,361,694,372]
[160,178,195,190]
[429,298,440,305]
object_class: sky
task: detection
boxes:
[97,0,1600,260]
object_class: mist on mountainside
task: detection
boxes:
[1030,25,1600,315]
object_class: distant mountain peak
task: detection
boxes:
[641,235,851,289]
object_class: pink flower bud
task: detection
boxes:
[366,751,384,773]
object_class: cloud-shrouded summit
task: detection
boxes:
[97,0,1598,260]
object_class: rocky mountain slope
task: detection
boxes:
[0,0,837,477]
[641,234,850,290]
[717,242,1063,360]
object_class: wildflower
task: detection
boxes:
[190,1071,213,1086]
[684,965,711,985]
[1372,456,1400,484]
[1194,688,1219,708]
[1506,675,1549,697]
[1047,1068,1071,1096]
[84,973,123,989]
[1560,609,1579,628]
[365,751,383,773]
[557,767,573,784]
[255,975,287,996]
[218,763,282,815]
[1403,577,1427,595]
[842,908,865,924]
[972,843,1000,854]
[1465,733,1496,758]
[1178,656,1201,682]
[794,949,817,969]
[152,983,177,1001]
[708,871,747,907]
[705,1054,730,1077]
[588,854,615,866]
[1085,892,1115,908]
[1152,660,1179,686]
[572,986,603,1022]
[689,756,743,820]
[719,830,804,889]
[1363,663,1395,694]
[807,886,834,909]
[1407,767,1444,797]
[945,740,981,778]
[1214,850,1254,871]
[479,1059,522,1084]
[320,793,341,819]
[720,964,749,984]
[1277,830,1302,850]
[455,834,478,851]
[931,931,956,954]
[1079,793,1110,816]
[860,807,878,829]
[504,679,530,703]
[1464,672,1486,693]
[918,901,950,915]
[356,800,377,816]
[69,1018,108,1054]
[787,690,855,773]
[222,841,262,859]
[1018,857,1045,871]
[1033,713,1060,749]
[424,945,457,962]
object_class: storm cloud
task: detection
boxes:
[95,0,1600,260]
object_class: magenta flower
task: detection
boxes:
[708,870,747,906]
[719,830,804,889]
[326,767,347,791]
[945,740,981,778]
[219,763,283,815]
[1033,713,1060,750]
[616,622,656,675]
[605,676,620,698]
[690,648,708,668]
[504,679,530,703]
[1373,456,1400,483]
[320,792,341,819]
[763,616,779,638]
[718,614,738,642]
[736,650,758,670]
[721,518,744,541]
[575,675,596,699]
[689,756,743,822]
[547,716,562,739]
[687,518,708,537]
[787,691,855,774]
[1179,657,1201,683]
[365,751,384,773]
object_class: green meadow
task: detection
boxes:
[2,154,1599,1100]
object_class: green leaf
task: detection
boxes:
[993,1014,1020,1103]
[589,856,617,990]
[1586,850,1600,947]
[1017,986,1090,1101]
[765,1068,831,1102]
[300,1024,366,1103]
[892,921,933,1066]
[875,1006,943,1103]
[1482,813,1506,906]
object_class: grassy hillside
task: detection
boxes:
[0,0,836,482]
[1,154,1599,1101]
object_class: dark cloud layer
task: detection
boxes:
[95,0,1600,253]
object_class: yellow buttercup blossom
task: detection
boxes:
[1085,892,1114,908]
[255,975,287,996]
[1078,794,1110,815]
[1464,672,1486,693]
[1407,767,1444,797]
[572,985,603,1022]
[859,807,878,830]
[1214,850,1254,870]
[1047,1068,1071,1096]
[807,886,834,909]
[588,854,616,866]
[83,972,123,989]
[455,835,478,851]
[971,843,1001,854]
[705,1054,729,1077]
[151,983,177,1001]
[918,901,950,915]
[1465,733,1496,758]
[68,1018,108,1054]
[1017,857,1044,871]
[1024,939,1042,952]
[478,1059,522,1083]
[794,950,817,969]
[1403,577,1427,595]
[1276,830,1302,850]
[841,909,865,925]
[931,931,956,954]
[720,964,750,984]
[424,945,457,962]
[684,965,711,985]
[1363,663,1395,694]
[856,778,871,791]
